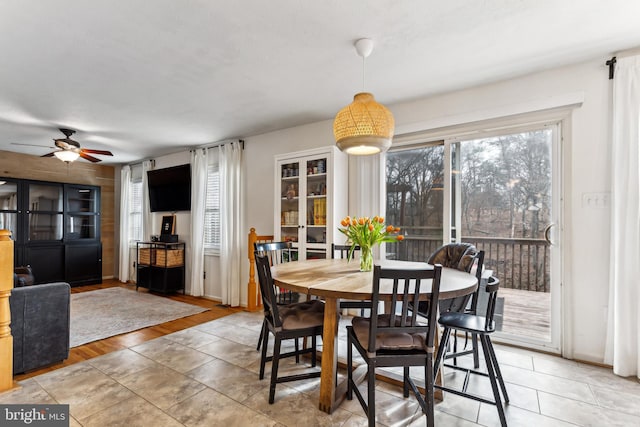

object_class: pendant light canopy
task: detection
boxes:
[333,39,395,155]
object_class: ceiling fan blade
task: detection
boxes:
[81,148,113,156]
[12,143,55,148]
[79,152,101,163]
[41,152,56,157]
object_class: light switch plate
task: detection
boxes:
[581,192,610,208]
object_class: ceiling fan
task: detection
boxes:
[39,128,114,163]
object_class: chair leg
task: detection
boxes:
[434,326,452,378]
[480,335,507,427]
[347,328,353,400]
[425,353,435,427]
[486,336,510,403]
[295,338,300,363]
[269,336,282,404]
[259,325,270,380]
[403,367,410,398]
[452,332,459,366]
[256,319,266,351]
[367,361,376,427]
[311,334,317,367]
[472,332,480,369]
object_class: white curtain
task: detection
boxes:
[219,142,243,306]
[605,55,640,378]
[190,149,208,297]
[141,160,154,241]
[118,165,131,282]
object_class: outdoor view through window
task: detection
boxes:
[386,128,554,344]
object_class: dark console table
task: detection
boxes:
[136,241,185,294]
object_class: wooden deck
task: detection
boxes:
[498,287,551,341]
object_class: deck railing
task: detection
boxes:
[386,234,550,292]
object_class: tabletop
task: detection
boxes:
[271,258,478,301]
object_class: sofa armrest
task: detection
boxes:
[10,282,71,374]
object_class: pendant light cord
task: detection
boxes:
[361,55,366,93]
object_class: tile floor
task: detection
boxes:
[2,311,640,426]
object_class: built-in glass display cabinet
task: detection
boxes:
[274,146,347,260]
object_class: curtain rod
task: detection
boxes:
[606,46,640,79]
[192,139,245,151]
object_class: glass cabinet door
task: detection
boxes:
[305,157,327,259]
[27,183,63,241]
[66,185,99,240]
[66,186,97,212]
[279,161,300,260]
[0,180,19,239]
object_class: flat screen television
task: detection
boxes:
[147,164,191,212]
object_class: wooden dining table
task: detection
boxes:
[270,258,478,414]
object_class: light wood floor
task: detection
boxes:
[14,279,243,382]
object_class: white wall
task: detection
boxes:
[242,58,613,363]
[116,57,612,363]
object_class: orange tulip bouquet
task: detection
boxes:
[338,216,404,271]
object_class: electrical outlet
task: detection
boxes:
[582,192,610,208]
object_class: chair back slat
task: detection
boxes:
[368,264,442,353]
[254,253,283,328]
[255,241,293,265]
[484,276,500,331]
[468,250,485,313]
[331,243,360,260]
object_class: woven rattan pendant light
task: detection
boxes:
[333,38,394,155]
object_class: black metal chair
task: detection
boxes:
[434,276,509,426]
[254,253,325,403]
[331,243,369,316]
[346,264,442,427]
[437,248,485,369]
[417,243,484,369]
[254,241,297,351]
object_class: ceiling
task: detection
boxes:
[1,1,639,165]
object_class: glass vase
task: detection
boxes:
[359,245,373,272]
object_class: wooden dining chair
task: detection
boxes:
[346,264,442,427]
[254,241,297,351]
[254,253,325,403]
[434,275,509,426]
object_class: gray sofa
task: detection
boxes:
[10,282,71,374]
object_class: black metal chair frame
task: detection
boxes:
[440,250,485,369]
[414,244,485,369]
[346,264,442,427]
[434,276,509,426]
[254,253,323,403]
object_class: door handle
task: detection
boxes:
[544,223,555,245]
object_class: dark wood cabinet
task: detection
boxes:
[0,178,102,286]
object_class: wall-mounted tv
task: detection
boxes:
[147,164,191,212]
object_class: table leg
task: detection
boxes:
[318,297,339,413]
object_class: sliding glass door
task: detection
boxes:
[385,123,562,352]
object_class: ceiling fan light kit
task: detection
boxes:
[54,150,80,163]
[333,38,395,155]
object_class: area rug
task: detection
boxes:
[70,287,208,347]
